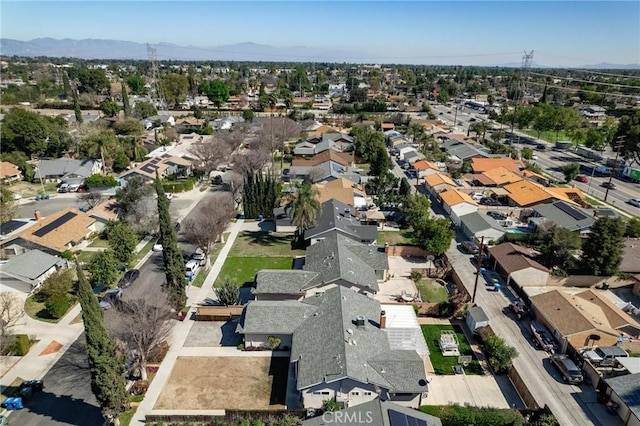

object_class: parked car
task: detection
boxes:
[479,197,500,206]
[601,182,617,190]
[191,248,206,266]
[22,380,44,392]
[550,354,583,384]
[152,241,163,251]
[575,175,589,183]
[118,269,140,288]
[628,198,640,207]
[185,259,200,281]
[487,211,507,221]
[57,183,70,193]
[99,288,123,310]
[460,241,479,255]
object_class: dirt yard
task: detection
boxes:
[154,356,289,410]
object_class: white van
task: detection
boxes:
[185,260,200,281]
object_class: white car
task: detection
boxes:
[152,242,163,252]
[166,193,174,200]
[470,193,485,201]
[531,155,539,160]
[11,193,22,200]
[628,199,640,208]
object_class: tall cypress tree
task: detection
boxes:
[121,81,131,118]
[75,265,127,422]
[73,88,83,124]
[155,174,187,310]
[62,72,71,99]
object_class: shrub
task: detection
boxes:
[60,250,74,260]
[267,336,282,351]
[84,174,118,188]
[130,380,149,396]
[420,405,525,426]
[162,178,195,193]
[438,301,453,317]
[45,294,70,319]
[13,334,31,356]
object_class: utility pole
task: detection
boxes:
[471,236,485,304]
[604,136,625,202]
[147,43,166,111]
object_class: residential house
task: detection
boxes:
[315,178,367,209]
[412,160,441,179]
[503,180,584,208]
[459,212,506,244]
[579,105,607,125]
[302,233,389,294]
[301,399,442,425]
[142,114,175,130]
[424,174,457,196]
[473,167,523,187]
[306,125,341,139]
[0,249,63,293]
[88,199,120,224]
[438,189,478,226]
[252,270,321,301]
[487,242,549,288]
[34,158,102,182]
[601,373,640,426]
[529,289,640,353]
[470,158,525,174]
[118,155,192,182]
[381,123,395,131]
[174,117,205,132]
[63,112,101,125]
[0,161,22,183]
[404,150,426,165]
[290,287,428,409]
[0,219,35,240]
[389,136,412,147]
[294,133,354,157]
[304,199,378,245]
[396,144,419,161]
[529,201,596,235]
[621,239,640,275]
[440,139,491,162]
[1,208,99,256]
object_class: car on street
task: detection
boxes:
[487,211,507,221]
[152,241,163,251]
[22,380,44,392]
[469,117,476,122]
[601,182,617,190]
[191,248,206,266]
[550,354,583,384]
[460,241,479,255]
[118,269,140,288]
[575,175,589,183]
[99,288,123,310]
[628,198,640,207]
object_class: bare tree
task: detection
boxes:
[231,145,272,176]
[0,292,25,354]
[105,293,173,381]
[258,116,301,156]
[182,194,235,267]
[224,172,244,207]
[307,166,327,184]
[77,192,105,210]
[122,195,158,235]
[189,130,244,175]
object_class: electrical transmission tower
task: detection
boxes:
[147,43,166,111]
[518,50,534,106]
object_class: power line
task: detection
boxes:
[526,80,639,99]
[570,69,640,79]
[528,72,640,89]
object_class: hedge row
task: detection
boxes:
[420,405,525,426]
[162,179,195,193]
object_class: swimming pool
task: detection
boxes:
[506,228,531,234]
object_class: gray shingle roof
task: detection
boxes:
[303,233,386,292]
[605,373,640,419]
[460,212,504,234]
[253,270,319,295]
[35,158,98,179]
[236,300,317,335]
[291,286,427,393]
[441,139,491,160]
[468,306,489,323]
[1,249,60,280]
[532,201,596,232]
[305,198,378,242]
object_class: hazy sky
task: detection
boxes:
[2,1,639,66]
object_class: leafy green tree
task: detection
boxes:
[155,174,187,310]
[321,398,341,413]
[126,75,146,95]
[113,118,144,136]
[216,278,240,306]
[84,174,117,188]
[88,250,119,288]
[399,177,412,196]
[161,73,189,107]
[75,265,128,423]
[289,65,312,93]
[200,80,230,107]
[133,101,158,119]
[625,217,640,238]
[613,110,640,164]
[67,67,110,94]
[285,181,321,240]
[350,125,385,163]
[80,129,119,173]
[560,163,580,183]
[369,144,392,176]
[242,109,254,122]
[115,176,154,217]
[0,108,49,156]
[521,148,533,160]
[0,183,18,223]
[121,81,131,118]
[113,151,131,172]
[45,294,70,319]
[107,222,138,265]
[100,100,120,117]
[581,217,626,276]
[537,226,581,270]
[242,172,281,219]
[482,333,519,374]
[413,217,455,255]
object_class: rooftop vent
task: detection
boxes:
[355,316,366,327]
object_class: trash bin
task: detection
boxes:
[1,397,23,410]
[44,194,50,200]
[35,195,41,201]
[19,387,32,400]
[258,214,264,221]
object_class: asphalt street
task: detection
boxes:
[7,337,104,426]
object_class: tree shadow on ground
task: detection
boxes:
[242,231,292,247]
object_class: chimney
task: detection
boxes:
[380,310,386,329]
[34,210,41,221]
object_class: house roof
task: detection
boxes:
[412,160,439,172]
[304,198,378,242]
[303,233,387,292]
[88,199,119,222]
[0,219,34,237]
[119,155,191,180]
[459,212,504,234]
[575,289,640,331]
[425,173,457,188]
[545,187,585,206]
[532,201,596,232]
[4,208,95,253]
[292,150,352,168]
[468,306,489,323]
[470,157,524,173]
[35,158,98,179]
[488,242,549,275]
[439,188,478,207]
[0,161,21,179]
[306,125,340,138]
[253,270,319,295]
[605,373,640,420]
[503,180,554,207]
[621,239,640,273]
[0,249,61,281]
[236,300,317,335]
[404,150,426,163]
[301,399,442,426]
[479,167,523,186]
[291,286,428,393]
[315,178,365,206]
[441,139,491,160]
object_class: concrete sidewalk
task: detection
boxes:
[130,218,245,425]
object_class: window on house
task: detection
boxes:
[364,392,372,396]
[351,391,360,396]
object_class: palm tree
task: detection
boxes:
[285,182,321,242]
[81,129,117,174]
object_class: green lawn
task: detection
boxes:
[229,231,305,257]
[416,280,449,303]
[214,256,294,287]
[132,239,156,264]
[522,129,572,144]
[24,295,75,324]
[585,196,604,206]
[421,325,483,375]
[377,230,413,246]
[88,238,110,248]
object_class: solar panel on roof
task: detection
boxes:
[32,212,77,237]
[388,409,428,426]
[555,202,587,221]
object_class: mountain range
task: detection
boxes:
[1,38,639,69]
